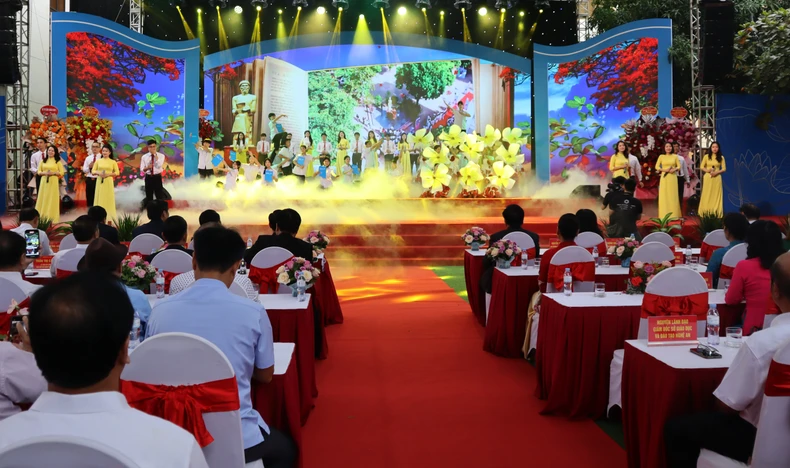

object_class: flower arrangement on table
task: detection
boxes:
[462,227,489,251]
[485,239,522,269]
[276,257,321,289]
[121,255,157,290]
[626,261,673,294]
[304,230,330,254]
[608,238,641,267]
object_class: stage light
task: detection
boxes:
[251,0,269,7]
[234,5,243,13]
[495,0,513,9]
[218,0,228,6]
[519,10,525,16]
[298,6,302,10]
[332,0,349,9]
[478,6,487,15]
[359,13,365,19]
[454,0,472,10]
[278,8,283,13]
[293,0,309,6]
[338,7,343,11]
[372,0,390,8]
[536,0,549,7]
[197,8,202,13]
[317,6,326,14]
[415,0,431,8]
[440,10,445,15]
[398,6,407,15]
[539,8,544,13]
[257,5,261,10]
[422,7,426,12]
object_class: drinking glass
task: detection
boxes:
[689,256,699,269]
[534,259,541,270]
[726,327,743,348]
[595,283,606,297]
[601,258,610,268]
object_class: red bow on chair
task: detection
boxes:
[0,297,30,336]
[719,264,735,281]
[121,377,240,447]
[547,262,595,291]
[510,247,537,267]
[700,242,716,262]
[764,361,790,397]
[56,269,74,280]
[641,292,708,320]
[248,258,293,294]
[161,271,179,294]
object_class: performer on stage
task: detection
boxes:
[293,145,309,184]
[317,133,333,165]
[30,137,46,194]
[655,142,682,218]
[381,133,397,167]
[300,131,315,178]
[276,136,294,176]
[318,157,337,189]
[672,142,691,214]
[627,146,643,187]
[140,139,166,204]
[195,139,214,179]
[262,158,278,186]
[351,132,363,169]
[256,133,269,161]
[35,145,64,222]
[91,144,120,220]
[341,155,354,183]
[336,131,349,172]
[268,113,288,156]
[220,160,241,190]
[444,100,471,131]
[82,141,103,207]
[231,80,256,144]
[609,141,630,179]
[699,141,726,216]
[397,133,412,176]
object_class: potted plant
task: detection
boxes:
[646,213,684,242]
[121,255,157,291]
[693,213,723,244]
[115,212,142,243]
[303,230,330,255]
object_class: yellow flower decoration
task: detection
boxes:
[481,125,502,148]
[487,161,516,190]
[438,124,465,148]
[407,128,434,148]
[459,133,485,164]
[421,163,451,193]
[495,143,525,167]
[458,161,484,190]
[501,127,527,146]
[422,144,450,166]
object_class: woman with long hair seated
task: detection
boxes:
[725,220,786,334]
[575,208,607,254]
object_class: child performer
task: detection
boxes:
[318,157,338,189]
[293,145,308,184]
[262,158,278,186]
[218,160,241,191]
[341,155,354,184]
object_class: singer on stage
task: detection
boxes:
[140,139,166,205]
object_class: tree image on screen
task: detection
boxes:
[395,61,459,105]
[308,71,360,140]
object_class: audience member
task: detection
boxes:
[0,318,46,421]
[575,208,607,253]
[739,203,760,224]
[538,214,579,291]
[269,209,281,235]
[608,178,643,239]
[725,220,786,334]
[87,205,120,244]
[147,226,296,467]
[50,215,97,276]
[10,208,52,256]
[145,215,193,262]
[0,273,209,467]
[481,204,541,294]
[706,213,749,287]
[132,200,169,238]
[78,238,153,324]
[664,252,790,467]
[198,209,221,226]
[0,231,40,296]
[245,208,313,264]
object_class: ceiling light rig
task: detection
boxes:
[293,0,309,6]
[495,0,514,9]
[251,0,269,8]
[535,0,549,7]
[372,0,390,8]
[415,0,431,8]
[332,0,349,8]
[454,0,472,9]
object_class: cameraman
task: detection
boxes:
[602,176,626,210]
[609,178,643,239]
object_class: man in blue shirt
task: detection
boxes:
[707,213,749,288]
[146,226,296,467]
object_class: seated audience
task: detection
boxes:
[245,208,313,264]
[0,231,40,296]
[706,212,749,287]
[575,208,607,254]
[739,203,760,224]
[87,205,120,244]
[147,226,296,467]
[608,178,643,239]
[198,209,221,226]
[725,220,786,334]
[10,208,53,256]
[481,204,541,294]
[268,209,281,235]
[50,215,98,276]
[145,215,193,262]
[538,214,580,291]
[0,319,46,421]
[664,252,790,467]
[78,238,153,324]
[132,200,169,238]
[0,273,209,467]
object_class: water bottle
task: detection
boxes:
[155,270,165,299]
[247,236,253,249]
[128,311,141,353]
[521,251,528,270]
[296,272,307,302]
[707,304,720,346]
[239,259,247,275]
[563,267,573,296]
[592,246,599,266]
[685,245,693,266]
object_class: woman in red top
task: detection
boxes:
[725,220,786,334]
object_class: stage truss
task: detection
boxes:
[130,0,143,33]
[5,0,30,211]
[576,0,597,42]
[690,0,715,175]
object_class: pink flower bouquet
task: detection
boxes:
[276,257,321,287]
[121,255,157,290]
[303,230,330,254]
[485,239,522,268]
[463,227,489,250]
[607,238,641,262]
[626,261,672,294]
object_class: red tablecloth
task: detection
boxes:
[314,259,343,326]
[464,251,486,326]
[622,342,728,468]
[252,352,303,468]
[598,273,629,292]
[484,269,539,357]
[265,300,318,424]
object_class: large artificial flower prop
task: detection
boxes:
[481,125,502,148]
[458,161,485,191]
[487,161,516,191]
[439,125,465,148]
[459,133,485,165]
[407,128,435,149]
[501,127,527,146]
[422,144,451,167]
[421,163,452,194]
[495,143,525,167]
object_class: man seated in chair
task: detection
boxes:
[10,208,53,256]
[664,252,790,467]
[0,273,209,467]
[0,230,41,296]
[50,215,98,277]
[244,208,314,265]
[132,200,169,239]
[481,204,541,295]
[147,226,297,468]
[87,205,120,245]
[145,215,193,263]
[538,213,579,292]
[706,213,748,288]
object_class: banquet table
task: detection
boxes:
[463,250,487,326]
[535,289,741,419]
[622,339,738,468]
[252,343,303,468]
[23,269,52,285]
[313,257,344,327]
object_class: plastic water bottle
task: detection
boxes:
[247,236,253,249]
[592,246,599,266]
[563,267,573,296]
[239,259,247,275]
[155,270,165,299]
[128,311,141,353]
[296,272,307,302]
[707,304,720,346]
[685,245,693,266]
[521,251,528,270]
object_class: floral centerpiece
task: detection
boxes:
[485,239,522,269]
[462,227,489,251]
[608,238,641,267]
[626,261,672,294]
[276,257,321,294]
[304,230,330,254]
[121,255,157,290]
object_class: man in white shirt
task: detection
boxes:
[195,138,214,179]
[140,139,167,203]
[673,143,690,213]
[277,136,294,176]
[664,252,790,467]
[0,231,41,297]
[0,272,209,467]
[628,154,643,186]
[81,141,103,207]
[29,137,46,193]
[351,132,363,168]
[445,99,471,131]
[10,208,52,256]
[0,338,46,421]
[317,133,333,164]
[50,215,98,276]
[381,133,397,166]
[256,133,270,160]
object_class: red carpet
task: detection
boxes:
[302,266,627,468]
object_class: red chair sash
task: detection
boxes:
[248,257,293,294]
[719,264,735,281]
[0,297,30,336]
[120,376,240,448]
[641,291,708,319]
[508,247,537,267]
[161,271,179,294]
[547,262,595,291]
[700,242,717,262]
[56,269,74,280]
[764,360,790,397]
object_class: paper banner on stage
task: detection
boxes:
[257,57,309,142]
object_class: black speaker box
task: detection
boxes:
[0,1,22,86]
[700,0,735,86]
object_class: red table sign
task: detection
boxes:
[673,237,681,247]
[647,315,698,345]
[674,251,684,265]
[549,238,559,249]
[40,105,59,116]
[33,256,53,270]
[700,272,713,289]
[670,107,689,119]
[640,106,658,117]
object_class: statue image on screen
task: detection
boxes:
[231,80,256,144]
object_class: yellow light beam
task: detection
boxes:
[249,9,261,57]
[379,7,399,63]
[216,7,230,51]
[196,9,206,57]
[461,8,472,43]
[352,12,373,46]
[289,7,302,42]
[439,10,445,38]
[422,8,433,45]
[276,9,287,47]
[494,8,505,50]
[176,7,195,40]
[329,8,342,46]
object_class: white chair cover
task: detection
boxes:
[608,268,709,413]
[59,233,77,251]
[121,333,245,468]
[703,229,729,249]
[0,435,140,468]
[631,242,675,264]
[229,281,247,298]
[545,246,595,293]
[58,249,87,273]
[128,234,164,255]
[250,247,293,269]
[0,278,28,311]
[502,232,536,253]
[641,231,675,248]
[574,231,604,249]
[150,250,193,274]
[718,243,748,290]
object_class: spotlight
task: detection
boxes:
[332,0,349,8]
[251,0,269,7]
[372,0,390,8]
[293,0,309,6]
[440,10,444,15]
[317,6,326,14]
[539,8,543,13]
[519,10,525,16]
[398,6,407,15]
[359,13,365,18]
[278,8,283,13]
[298,6,302,10]
[494,0,513,9]
[421,7,426,12]
[478,6,487,15]
[415,0,431,8]
[257,5,261,10]
[197,8,202,13]
[454,0,472,9]
[218,0,228,6]
[338,7,343,11]
[234,5,243,13]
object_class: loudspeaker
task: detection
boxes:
[0,1,22,86]
[700,0,735,86]
[570,185,601,199]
